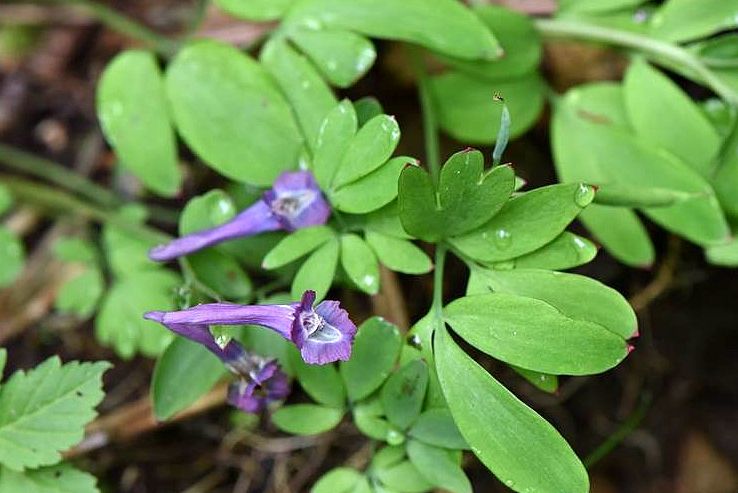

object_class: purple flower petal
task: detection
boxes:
[227,360,290,413]
[149,200,281,262]
[148,170,330,262]
[291,290,357,365]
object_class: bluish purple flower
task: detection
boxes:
[144,290,357,365]
[227,360,290,413]
[149,170,331,262]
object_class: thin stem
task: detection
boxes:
[410,47,442,185]
[535,18,738,105]
[0,143,179,224]
[66,0,178,56]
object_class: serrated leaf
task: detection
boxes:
[365,231,432,275]
[53,238,97,264]
[450,183,594,263]
[408,408,467,450]
[95,270,179,358]
[340,317,402,401]
[650,0,738,42]
[55,268,104,318]
[291,237,339,302]
[0,463,99,493]
[407,439,471,493]
[97,50,180,197]
[435,326,589,493]
[260,38,337,149]
[314,100,357,190]
[340,234,379,295]
[624,60,721,177]
[167,40,302,186]
[333,115,400,188]
[444,293,629,375]
[331,156,413,214]
[284,0,501,61]
[466,267,637,339]
[0,227,25,287]
[0,357,110,471]
[431,71,545,144]
[381,360,428,430]
[311,467,362,493]
[289,351,346,408]
[102,206,158,277]
[512,232,597,271]
[290,29,375,88]
[214,0,294,20]
[263,226,334,269]
[271,404,344,435]
[152,337,225,420]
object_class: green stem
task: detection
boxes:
[410,47,442,185]
[584,393,652,468]
[0,143,179,224]
[431,243,447,322]
[535,18,738,105]
[67,0,178,56]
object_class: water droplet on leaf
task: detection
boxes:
[574,184,595,207]
[493,229,512,250]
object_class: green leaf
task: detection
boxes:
[512,232,597,271]
[435,326,589,493]
[444,5,541,79]
[582,206,655,267]
[0,227,24,287]
[263,226,334,269]
[374,460,432,493]
[102,206,158,277]
[624,60,721,177]
[511,366,559,394]
[372,444,406,469]
[408,408,467,450]
[271,404,344,435]
[0,357,109,471]
[152,337,225,421]
[365,231,432,274]
[284,0,501,61]
[290,29,375,88]
[466,267,637,339]
[166,40,302,186]
[407,440,471,493]
[431,71,545,144]
[650,0,738,42]
[55,269,104,318]
[365,202,412,240]
[594,183,701,208]
[559,0,645,14]
[340,317,402,401]
[381,360,428,430]
[331,156,413,214]
[313,100,357,190]
[186,249,252,300]
[289,352,346,408]
[444,293,629,375]
[712,122,738,219]
[354,97,383,126]
[0,463,99,493]
[353,398,392,440]
[0,350,5,380]
[214,0,294,20]
[340,234,379,295]
[97,50,180,197]
[95,270,179,358]
[54,237,97,264]
[706,238,738,266]
[260,38,337,149]
[553,83,729,247]
[450,183,594,263]
[291,237,339,301]
[179,189,236,236]
[332,115,400,188]
[0,184,12,215]
[311,467,362,493]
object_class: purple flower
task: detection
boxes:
[149,170,331,262]
[227,360,290,413]
[144,290,357,365]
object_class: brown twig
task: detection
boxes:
[371,266,410,329]
[629,236,682,312]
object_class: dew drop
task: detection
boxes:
[214,333,231,350]
[386,428,405,446]
[493,229,512,250]
[574,184,595,207]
